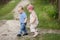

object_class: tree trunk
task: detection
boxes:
[58,0,60,21]
[49,0,56,4]
[0,0,11,4]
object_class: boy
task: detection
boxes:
[17,6,28,37]
[27,4,39,37]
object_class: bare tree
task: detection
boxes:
[58,0,60,21]
[49,0,57,4]
[0,0,11,4]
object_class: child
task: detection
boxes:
[17,6,28,37]
[27,4,39,37]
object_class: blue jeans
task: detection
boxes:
[18,23,27,34]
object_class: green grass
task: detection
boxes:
[0,0,20,20]
[42,34,60,40]
[25,33,60,40]
[25,0,60,29]
[0,0,60,29]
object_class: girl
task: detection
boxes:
[27,4,39,37]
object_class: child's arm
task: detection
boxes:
[31,15,36,24]
[24,17,27,23]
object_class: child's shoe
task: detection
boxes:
[33,32,38,37]
[17,34,21,37]
[23,33,28,36]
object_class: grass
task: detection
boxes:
[0,0,20,20]
[42,34,60,40]
[0,0,60,29]
[25,0,60,29]
[24,33,60,40]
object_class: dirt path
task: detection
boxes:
[0,0,60,40]
[0,20,60,40]
[38,28,60,34]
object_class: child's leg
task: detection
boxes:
[18,29,22,35]
[33,28,38,37]
[17,24,23,36]
[33,31,38,37]
[18,24,24,34]
[22,23,28,35]
[30,25,38,37]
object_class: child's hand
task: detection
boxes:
[30,21,33,24]
[24,21,26,23]
[24,18,27,23]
